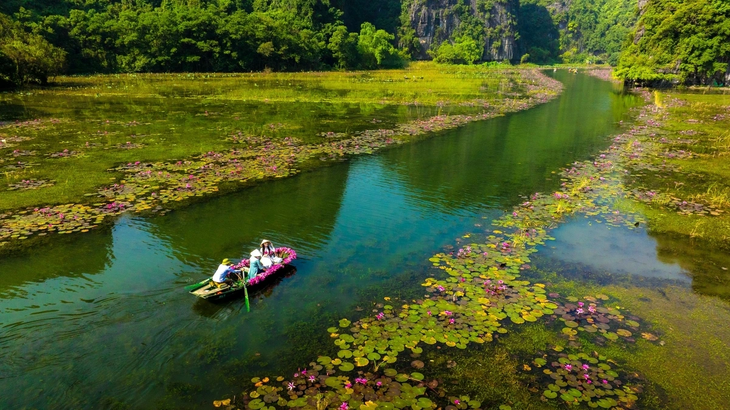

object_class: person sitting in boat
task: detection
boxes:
[260,239,283,267]
[248,249,266,279]
[212,259,238,286]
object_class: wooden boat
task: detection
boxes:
[186,247,297,301]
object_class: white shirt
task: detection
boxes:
[212,264,232,282]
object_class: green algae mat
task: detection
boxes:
[217,88,730,410]
[0,64,562,252]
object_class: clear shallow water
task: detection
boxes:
[542,219,691,282]
[0,72,651,409]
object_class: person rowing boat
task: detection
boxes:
[212,259,241,286]
[187,247,298,300]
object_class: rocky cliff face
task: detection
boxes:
[404,0,518,61]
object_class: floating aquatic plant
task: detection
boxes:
[526,349,641,408]
[544,294,659,345]
[7,179,55,191]
[217,97,694,408]
[0,69,564,251]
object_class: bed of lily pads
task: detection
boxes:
[0,70,562,252]
[208,86,730,410]
[209,96,713,409]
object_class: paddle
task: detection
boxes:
[184,279,208,292]
[243,279,250,312]
[240,270,250,312]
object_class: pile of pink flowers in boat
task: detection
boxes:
[233,247,297,286]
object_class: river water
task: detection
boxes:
[0,72,690,408]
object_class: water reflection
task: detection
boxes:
[652,232,730,299]
[381,76,642,215]
[540,219,691,283]
[0,72,652,409]
[149,159,351,266]
[191,267,298,318]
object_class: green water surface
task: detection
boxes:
[0,72,689,409]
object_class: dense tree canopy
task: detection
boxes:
[0,0,728,87]
[517,0,638,64]
[0,12,65,86]
[615,0,730,85]
[0,0,405,78]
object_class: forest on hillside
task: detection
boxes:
[0,0,728,86]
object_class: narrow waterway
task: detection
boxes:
[0,72,655,408]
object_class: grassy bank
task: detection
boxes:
[617,91,730,248]
[216,87,730,410]
[0,64,562,251]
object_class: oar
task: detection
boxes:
[184,279,208,292]
[242,273,250,312]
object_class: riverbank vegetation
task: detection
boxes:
[615,0,730,85]
[0,0,727,87]
[0,64,562,251]
[0,12,65,86]
[618,91,730,248]
[215,84,730,410]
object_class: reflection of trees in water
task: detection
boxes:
[529,253,689,291]
[147,162,350,268]
[651,231,730,300]
[0,226,113,292]
[0,98,50,122]
[380,72,641,215]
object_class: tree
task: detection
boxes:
[615,0,730,85]
[0,12,66,86]
[429,36,482,65]
[328,25,359,68]
[357,22,405,69]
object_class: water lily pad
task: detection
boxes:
[510,316,525,324]
[625,320,640,328]
[410,372,424,381]
[641,332,658,341]
[543,390,558,399]
[384,368,398,377]
[338,362,354,371]
[248,399,265,409]
[616,329,632,337]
